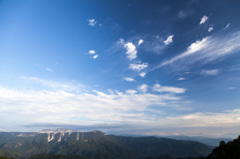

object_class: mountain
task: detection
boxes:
[0,129,212,159]
[111,136,211,158]
[163,136,232,147]
[29,154,87,159]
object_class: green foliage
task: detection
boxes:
[28,154,87,159]
[0,149,21,159]
[0,156,13,159]
[0,131,214,159]
[111,136,211,158]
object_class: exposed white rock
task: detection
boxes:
[48,133,55,142]
[39,129,83,143]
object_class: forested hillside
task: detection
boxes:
[0,130,212,159]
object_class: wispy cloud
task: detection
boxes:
[138,84,148,93]
[157,31,240,70]
[178,9,194,19]
[88,19,97,26]
[21,77,84,93]
[124,42,137,60]
[152,83,186,94]
[125,89,137,94]
[225,23,231,29]
[129,63,148,71]
[124,77,135,82]
[228,87,235,90]
[159,37,209,67]
[118,38,125,45]
[177,77,186,81]
[200,15,208,24]
[45,68,53,72]
[164,35,174,45]
[201,69,220,76]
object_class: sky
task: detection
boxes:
[0,0,240,138]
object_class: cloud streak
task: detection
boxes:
[201,69,220,76]
[152,84,186,94]
[157,31,240,70]
[124,77,135,82]
[129,63,148,71]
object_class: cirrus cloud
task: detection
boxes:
[129,63,148,71]
[152,83,186,94]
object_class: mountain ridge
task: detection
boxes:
[0,129,212,159]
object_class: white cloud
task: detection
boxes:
[160,37,209,67]
[89,50,96,54]
[93,54,99,59]
[187,37,209,54]
[46,68,53,72]
[139,72,146,77]
[200,15,208,24]
[138,39,144,45]
[138,84,148,93]
[0,85,184,131]
[152,83,186,94]
[21,77,84,93]
[177,77,186,81]
[201,69,220,76]
[126,89,137,94]
[163,35,174,45]
[208,27,213,32]
[225,23,231,29]
[129,63,148,71]
[118,38,125,45]
[88,19,97,26]
[124,77,135,82]
[124,42,137,60]
[158,31,240,70]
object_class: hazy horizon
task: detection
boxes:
[0,0,240,138]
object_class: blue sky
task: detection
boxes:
[0,0,240,138]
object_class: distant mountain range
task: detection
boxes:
[162,135,232,146]
[0,129,213,159]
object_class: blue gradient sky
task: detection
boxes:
[0,0,240,137]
